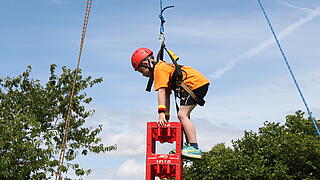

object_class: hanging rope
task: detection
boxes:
[145,0,174,92]
[158,0,174,53]
[257,0,320,136]
[159,0,174,35]
[55,0,93,179]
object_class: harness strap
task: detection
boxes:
[145,74,154,92]
[164,47,206,108]
[145,44,165,92]
[181,83,205,106]
[146,43,205,110]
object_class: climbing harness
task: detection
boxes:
[163,47,206,109]
[257,0,320,136]
[145,0,205,112]
[55,0,93,179]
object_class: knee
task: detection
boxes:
[177,111,188,120]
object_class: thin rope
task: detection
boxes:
[160,0,164,33]
[159,0,174,35]
[257,0,320,136]
[55,0,93,179]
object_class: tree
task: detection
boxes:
[184,111,320,179]
[0,65,116,179]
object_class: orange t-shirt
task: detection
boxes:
[153,60,210,91]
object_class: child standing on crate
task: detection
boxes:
[131,48,210,159]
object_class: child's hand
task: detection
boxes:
[157,113,167,126]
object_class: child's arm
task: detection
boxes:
[165,88,171,121]
[157,87,167,125]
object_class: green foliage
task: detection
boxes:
[184,111,320,179]
[0,65,116,179]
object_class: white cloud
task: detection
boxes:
[210,5,320,79]
[105,131,145,156]
[277,0,313,11]
[117,159,144,178]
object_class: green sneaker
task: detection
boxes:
[182,145,202,159]
[169,142,189,154]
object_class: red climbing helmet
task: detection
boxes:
[131,48,153,71]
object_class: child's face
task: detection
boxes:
[137,66,151,77]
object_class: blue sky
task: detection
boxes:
[2,0,320,179]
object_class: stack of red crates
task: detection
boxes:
[146,122,183,180]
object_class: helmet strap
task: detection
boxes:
[143,56,156,71]
[147,59,153,71]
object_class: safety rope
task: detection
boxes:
[159,0,174,35]
[55,0,93,179]
[257,0,320,136]
[145,0,174,92]
[158,0,174,47]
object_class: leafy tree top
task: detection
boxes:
[184,111,320,180]
[0,65,116,179]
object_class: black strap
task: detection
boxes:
[164,47,205,107]
[162,47,181,113]
[145,44,165,92]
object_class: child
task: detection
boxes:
[131,48,210,158]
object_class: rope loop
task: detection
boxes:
[159,0,174,34]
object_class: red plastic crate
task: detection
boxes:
[146,122,183,180]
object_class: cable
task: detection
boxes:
[257,0,320,136]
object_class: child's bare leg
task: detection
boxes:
[178,105,197,143]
